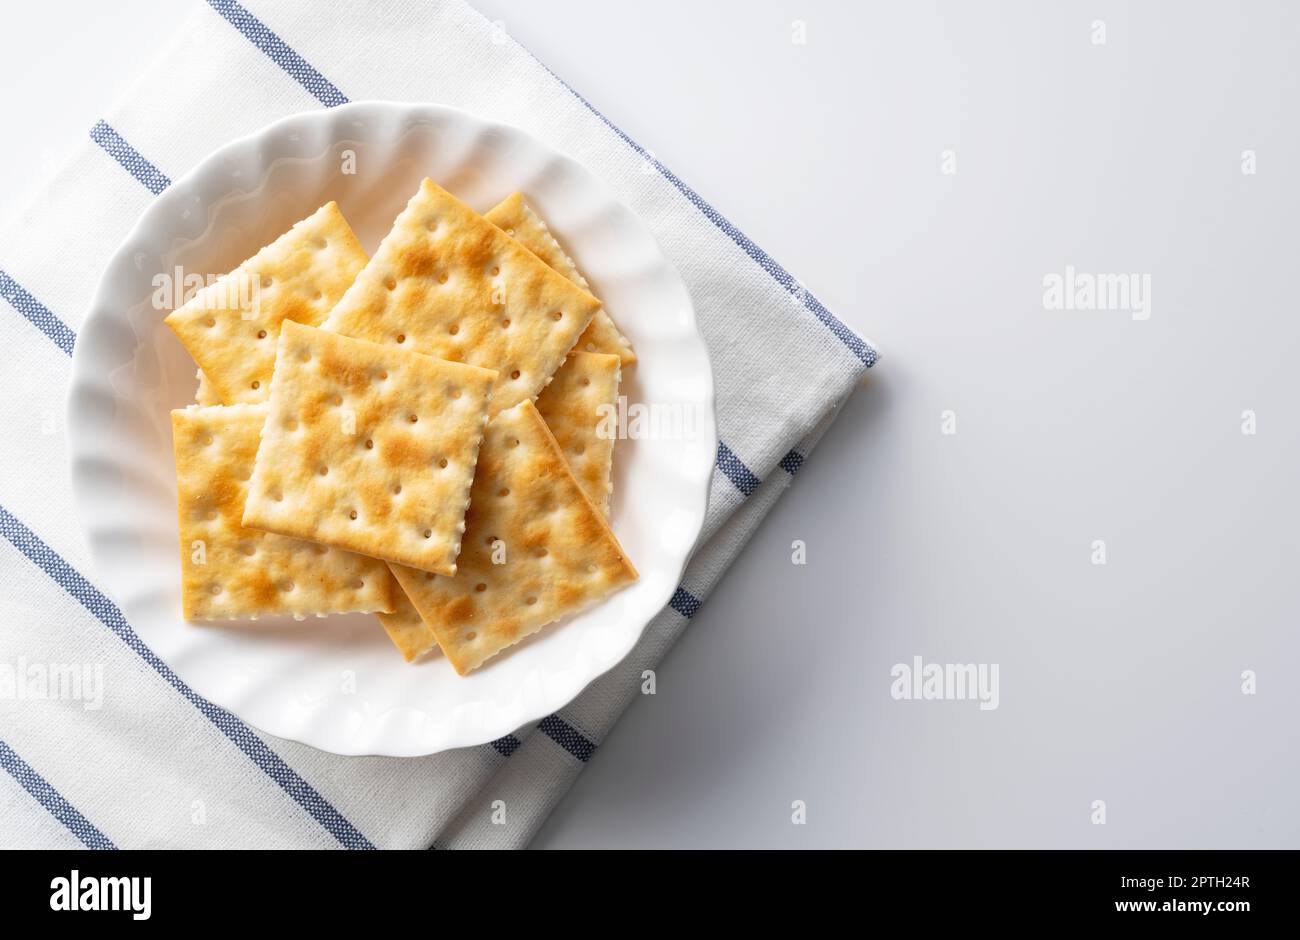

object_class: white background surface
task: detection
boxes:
[3,0,1298,848]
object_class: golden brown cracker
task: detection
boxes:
[391,400,637,674]
[166,201,367,405]
[242,321,496,575]
[172,403,396,620]
[485,192,635,366]
[322,179,602,414]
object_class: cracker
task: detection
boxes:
[535,352,621,515]
[165,201,367,405]
[171,403,397,620]
[485,192,635,366]
[321,179,602,415]
[375,587,441,662]
[242,321,496,575]
[390,399,638,675]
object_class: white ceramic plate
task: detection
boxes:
[67,101,715,757]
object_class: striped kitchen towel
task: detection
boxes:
[0,0,876,849]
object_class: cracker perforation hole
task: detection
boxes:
[348,510,358,520]
[256,329,267,339]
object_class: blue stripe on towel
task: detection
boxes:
[0,737,116,849]
[0,269,76,355]
[90,121,171,195]
[669,586,702,619]
[716,441,761,497]
[538,715,596,762]
[491,734,522,758]
[205,0,348,107]
[0,504,375,850]
[778,450,805,475]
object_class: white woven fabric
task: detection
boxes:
[0,0,876,849]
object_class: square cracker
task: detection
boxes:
[376,587,441,662]
[172,403,396,620]
[485,192,635,366]
[535,352,621,515]
[390,399,638,675]
[242,320,496,575]
[321,179,603,415]
[165,201,367,405]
